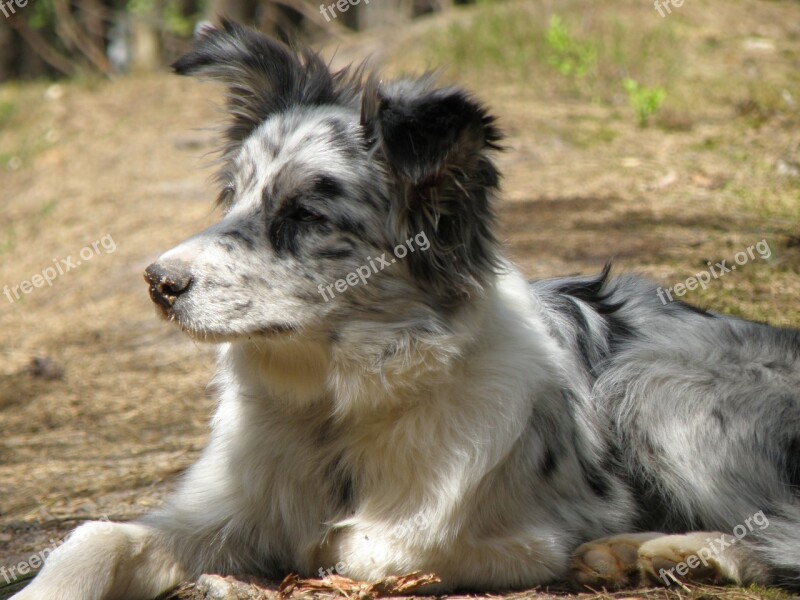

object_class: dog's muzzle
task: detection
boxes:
[144,260,193,312]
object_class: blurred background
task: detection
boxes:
[0,1,799,598]
[0,0,477,79]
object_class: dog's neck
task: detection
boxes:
[220,281,499,418]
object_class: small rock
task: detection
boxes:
[28,357,64,381]
[621,157,641,168]
[776,159,800,178]
[742,38,775,52]
[44,84,64,101]
[649,170,677,191]
[783,90,796,110]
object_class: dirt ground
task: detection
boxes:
[0,0,799,598]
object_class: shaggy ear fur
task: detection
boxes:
[362,77,504,309]
[172,20,363,194]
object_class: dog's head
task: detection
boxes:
[145,21,503,344]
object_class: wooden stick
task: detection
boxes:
[8,16,75,76]
[53,0,111,75]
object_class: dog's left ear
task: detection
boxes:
[362,78,504,308]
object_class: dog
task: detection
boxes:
[12,20,800,600]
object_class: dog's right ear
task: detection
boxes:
[172,20,358,155]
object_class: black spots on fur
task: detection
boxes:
[334,214,365,238]
[554,265,639,353]
[325,456,355,514]
[781,437,800,492]
[357,188,384,212]
[768,566,800,592]
[557,264,625,318]
[221,229,256,251]
[552,295,595,370]
[764,360,787,370]
[268,174,368,256]
[628,475,692,532]
[604,312,637,353]
[529,399,569,480]
[560,296,591,335]
[314,175,344,200]
[617,430,696,532]
[323,118,363,160]
[268,213,301,257]
[540,446,559,479]
[711,408,727,432]
[314,247,354,260]
[555,264,618,310]
[578,455,612,499]
[335,475,355,514]
[269,196,331,257]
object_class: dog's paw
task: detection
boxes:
[569,532,662,590]
[570,531,763,590]
[637,533,738,586]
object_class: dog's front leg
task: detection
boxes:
[10,520,185,600]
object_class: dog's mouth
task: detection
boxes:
[175,321,298,343]
[164,309,297,343]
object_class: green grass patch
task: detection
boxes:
[544,15,596,79]
[425,0,682,107]
[0,101,17,128]
[623,78,666,127]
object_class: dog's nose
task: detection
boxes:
[144,261,193,310]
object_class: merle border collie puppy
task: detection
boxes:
[13,20,800,600]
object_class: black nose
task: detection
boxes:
[144,261,193,310]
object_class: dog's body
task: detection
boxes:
[13,22,800,600]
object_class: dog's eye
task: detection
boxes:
[217,184,236,207]
[289,206,324,223]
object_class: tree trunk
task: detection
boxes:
[0,20,15,82]
[130,15,161,72]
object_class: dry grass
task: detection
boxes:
[1,0,799,598]
[162,576,797,600]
